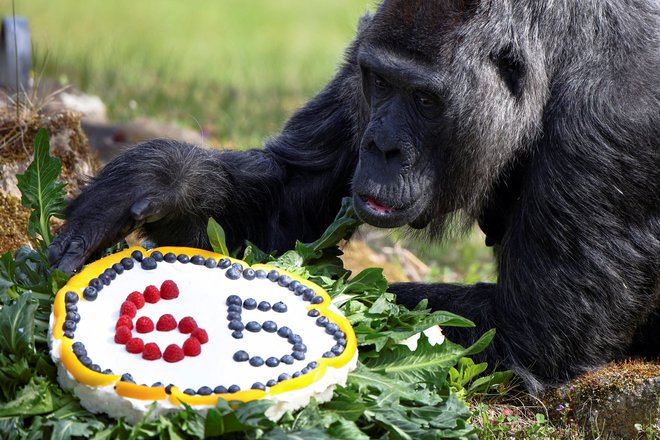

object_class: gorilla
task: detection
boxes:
[49,0,659,392]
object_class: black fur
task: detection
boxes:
[49,0,659,392]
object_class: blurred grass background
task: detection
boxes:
[10,0,495,282]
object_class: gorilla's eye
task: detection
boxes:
[415,92,436,108]
[414,91,442,118]
[373,73,389,90]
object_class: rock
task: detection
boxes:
[544,360,660,439]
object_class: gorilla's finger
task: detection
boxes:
[130,198,167,223]
[55,237,94,276]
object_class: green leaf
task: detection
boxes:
[0,293,37,356]
[327,419,369,440]
[0,252,17,300]
[0,377,56,417]
[207,217,229,256]
[15,129,66,248]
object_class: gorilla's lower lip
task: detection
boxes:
[353,193,427,228]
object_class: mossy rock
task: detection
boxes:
[0,108,99,253]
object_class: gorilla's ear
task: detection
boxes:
[490,44,527,98]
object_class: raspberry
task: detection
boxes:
[163,344,185,363]
[156,314,177,331]
[183,337,202,356]
[160,280,179,300]
[142,342,162,360]
[115,315,134,330]
[191,328,209,344]
[178,316,198,334]
[126,337,144,354]
[126,291,145,309]
[120,301,137,318]
[143,285,160,303]
[136,316,154,333]
[114,326,132,344]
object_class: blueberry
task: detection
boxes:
[177,254,190,264]
[205,258,217,268]
[257,301,271,312]
[278,373,291,382]
[334,331,345,340]
[79,356,92,367]
[280,355,294,365]
[226,268,241,280]
[141,257,157,270]
[277,326,292,338]
[303,289,315,301]
[325,323,340,335]
[295,284,307,296]
[243,298,257,310]
[316,316,329,327]
[227,295,242,306]
[243,268,255,280]
[311,296,324,304]
[63,331,74,339]
[262,320,277,333]
[72,342,86,356]
[308,361,319,369]
[218,258,231,269]
[226,311,241,321]
[104,268,117,280]
[197,386,212,395]
[331,345,344,355]
[183,388,196,395]
[63,320,77,332]
[231,263,244,273]
[120,373,135,383]
[228,385,241,393]
[251,382,266,391]
[164,252,177,263]
[65,303,78,312]
[307,309,320,317]
[98,273,111,286]
[89,278,103,292]
[228,320,245,331]
[66,312,80,323]
[120,257,134,270]
[288,280,301,292]
[266,379,278,387]
[288,334,302,345]
[191,255,205,265]
[65,291,79,303]
[152,381,164,387]
[232,331,243,339]
[214,385,228,394]
[293,343,307,353]
[292,371,302,378]
[112,263,125,274]
[90,364,102,372]
[151,251,164,262]
[301,367,311,374]
[337,338,347,347]
[233,350,249,362]
[246,321,261,332]
[266,357,280,367]
[249,356,264,367]
[272,302,287,313]
[322,352,336,358]
[131,250,143,261]
[103,369,115,375]
[267,270,280,282]
[277,275,291,287]
[255,269,267,279]
[165,384,174,394]
[83,286,98,301]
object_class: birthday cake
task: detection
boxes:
[49,247,358,423]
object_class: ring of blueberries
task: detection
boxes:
[61,250,344,396]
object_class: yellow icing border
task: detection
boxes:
[53,246,357,405]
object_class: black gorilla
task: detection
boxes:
[49,0,659,392]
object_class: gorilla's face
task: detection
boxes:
[352,44,448,229]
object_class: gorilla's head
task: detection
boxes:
[351,0,547,234]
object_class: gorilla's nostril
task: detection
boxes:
[383,148,401,163]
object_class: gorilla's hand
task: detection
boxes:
[48,139,222,275]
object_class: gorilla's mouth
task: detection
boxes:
[353,193,430,229]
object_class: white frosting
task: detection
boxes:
[49,254,357,422]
